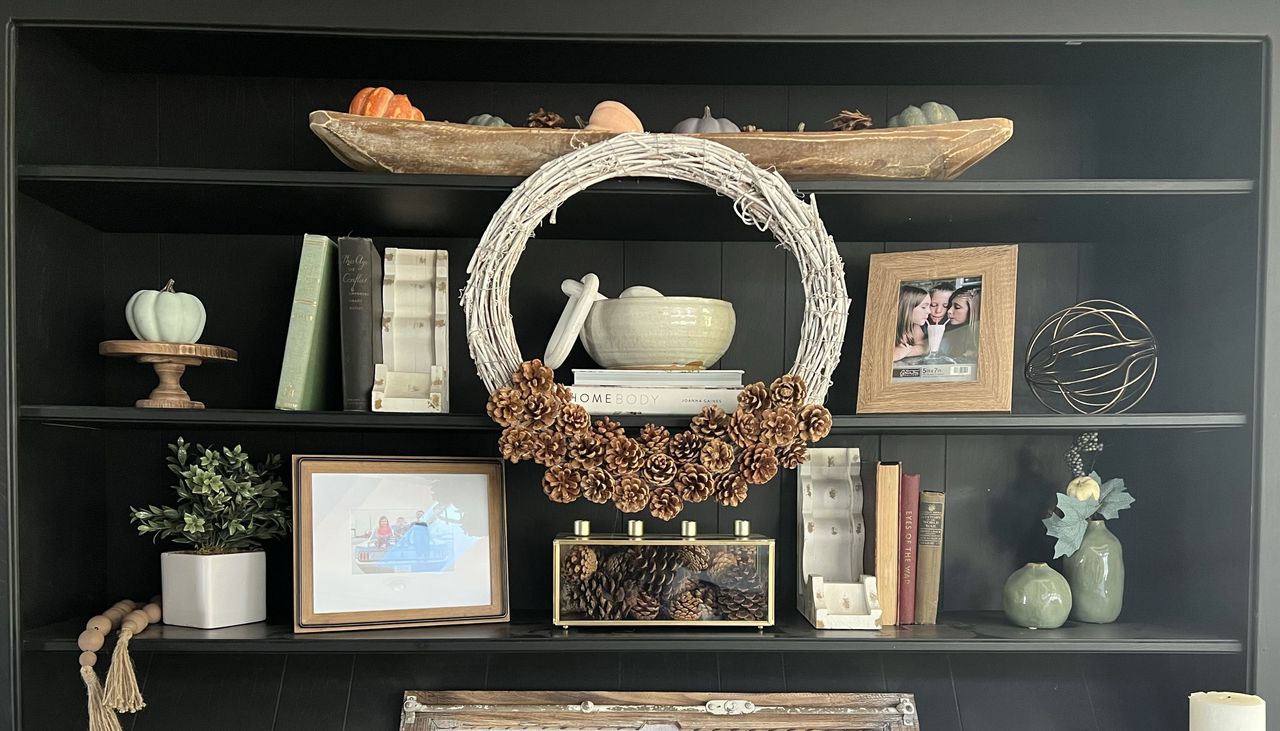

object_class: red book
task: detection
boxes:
[898,473,921,625]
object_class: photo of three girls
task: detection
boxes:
[891,276,982,382]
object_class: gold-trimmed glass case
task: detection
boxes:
[553,528,774,628]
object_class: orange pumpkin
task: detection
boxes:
[584,100,643,133]
[349,87,424,121]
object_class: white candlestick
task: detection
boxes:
[1189,691,1265,731]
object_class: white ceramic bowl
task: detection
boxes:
[580,296,736,369]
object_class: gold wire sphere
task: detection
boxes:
[1024,300,1157,414]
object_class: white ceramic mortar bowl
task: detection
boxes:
[580,296,736,369]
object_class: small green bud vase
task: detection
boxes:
[1002,562,1072,629]
[1062,520,1124,623]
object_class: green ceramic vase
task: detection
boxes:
[1002,562,1072,629]
[1062,520,1124,623]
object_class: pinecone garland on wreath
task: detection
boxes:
[580,468,616,504]
[557,402,592,434]
[726,410,763,448]
[737,382,772,413]
[769,374,808,407]
[717,588,769,621]
[798,403,833,442]
[638,424,672,452]
[604,436,645,473]
[562,545,598,582]
[613,475,651,513]
[714,472,749,507]
[668,431,704,463]
[740,444,780,484]
[527,107,567,128]
[690,405,731,440]
[486,386,526,427]
[566,433,606,470]
[699,438,734,473]
[593,417,626,440]
[640,452,678,486]
[649,486,684,520]
[523,391,562,430]
[542,465,581,503]
[675,463,715,503]
[513,359,555,394]
[532,431,568,467]
[497,426,536,463]
[757,407,800,447]
[777,438,809,469]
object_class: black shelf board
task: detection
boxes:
[20,405,1248,434]
[23,612,1241,655]
[17,165,1256,241]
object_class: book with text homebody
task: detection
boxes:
[572,369,744,389]
[570,385,739,415]
[275,233,337,411]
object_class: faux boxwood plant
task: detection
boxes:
[130,438,290,554]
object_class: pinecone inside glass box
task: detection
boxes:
[554,521,774,627]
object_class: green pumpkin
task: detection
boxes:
[887,101,959,128]
[125,279,206,343]
[466,113,511,127]
[1002,562,1072,629]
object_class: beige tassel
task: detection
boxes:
[102,628,143,713]
[80,666,124,731]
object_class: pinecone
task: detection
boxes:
[600,549,632,578]
[638,423,672,452]
[557,403,592,434]
[676,463,715,503]
[553,382,574,403]
[739,444,779,484]
[581,571,627,620]
[669,590,706,621]
[769,374,808,408]
[624,588,662,620]
[580,468,616,504]
[690,405,730,440]
[486,386,526,427]
[523,391,562,430]
[707,551,740,580]
[712,562,762,592]
[605,436,645,474]
[726,409,763,448]
[640,451,678,486]
[560,578,592,614]
[699,438,734,473]
[668,431,704,463]
[527,107,567,128]
[778,438,808,469]
[512,359,555,394]
[613,475,650,513]
[674,545,711,571]
[716,587,768,621]
[715,472,749,507]
[649,486,684,520]
[728,545,758,564]
[542,465,581,503]
[798,403,833,442]
[828,109,873,131]
[622,546,684,599]
[562,545,598,582]
[566,432,606,470]
[737,382,771,413]
[757,407,800,447]
[532,431,567,467]
[497,426,536,463]
[593,417,626,440]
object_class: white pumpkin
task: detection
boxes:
[125,279,206,343]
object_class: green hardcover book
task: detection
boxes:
[275,233,338,410]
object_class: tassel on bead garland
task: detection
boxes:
[103,599,161,714]
[79,665,123,731]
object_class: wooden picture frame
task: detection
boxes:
[857,244,1018,413]
[293,455,507,632]
[399,691,919,731]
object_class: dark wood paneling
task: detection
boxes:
[882,654,963,731]
[271,654,354,731]
[132,653,284,731]
[344,653,487,731]
[950,653,1094,730]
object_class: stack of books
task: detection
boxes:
[873,461,945,627]
[274,234,449,413]
[569,369,744,416]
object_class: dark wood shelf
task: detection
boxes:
[19,405,1248,433]
[17,165,1256,241]
[23,612,1241,655]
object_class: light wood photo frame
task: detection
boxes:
[857,244,1018,413]
[293,456,507,632]
[399,691,919,731]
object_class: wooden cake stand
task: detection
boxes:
[99,340,238,409]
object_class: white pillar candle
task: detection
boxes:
[1189,691,1265,731]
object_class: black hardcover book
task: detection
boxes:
[337,236,384,411]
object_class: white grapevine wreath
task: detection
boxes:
[463,133,850,519]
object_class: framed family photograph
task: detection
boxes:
[857,244,1018,413]
[293,456,508,632]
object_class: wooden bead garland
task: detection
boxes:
[77,596,163,731]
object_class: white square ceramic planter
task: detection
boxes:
[160,550,267,629]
